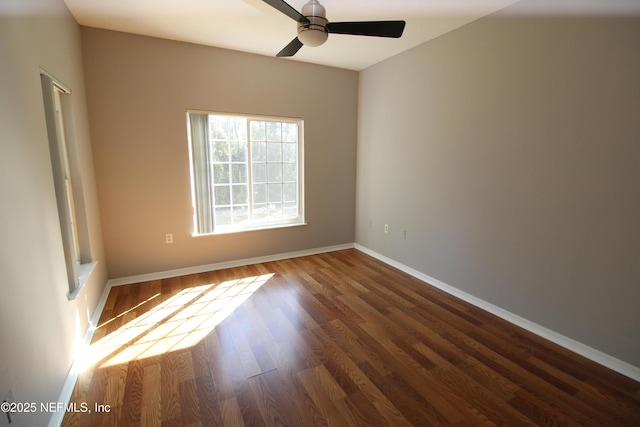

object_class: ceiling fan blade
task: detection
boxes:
[327,21,406,38]
[277,37,304,57]
[262,0,309,24]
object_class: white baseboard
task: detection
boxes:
[51,240,638,427]
[107,243,355,287]
[354,243,640,383]
[49,279,114,427]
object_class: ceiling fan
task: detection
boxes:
[262,0,406,57]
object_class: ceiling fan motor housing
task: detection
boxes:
[297,0,328,46]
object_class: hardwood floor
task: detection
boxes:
[62,249,640,426]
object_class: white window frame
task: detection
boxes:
[41,70,97,300]
[187,111,305,235]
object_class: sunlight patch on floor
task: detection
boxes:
[80,273,274,369]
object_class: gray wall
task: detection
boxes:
[0,0,107,425]
[356,2,640,366]
[81,28,358,279]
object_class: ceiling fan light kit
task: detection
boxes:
[298,0,328,47]
[262,0,406,57]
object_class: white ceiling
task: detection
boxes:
[63,0,523,70]
[63,0,640,71]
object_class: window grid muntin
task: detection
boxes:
[207,115,300,231]
[209,116,249,227]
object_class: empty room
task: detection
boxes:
[1,0,639,426]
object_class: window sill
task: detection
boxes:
[193,221,307,237]
[68,261,98,301]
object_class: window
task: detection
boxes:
[188,112,304,234]
[41,70,96,299]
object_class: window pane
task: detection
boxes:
[251,163,267,183]
[268,164,282,183]
[230,141,247,162]
[213,163,229,184]
[268,203,282,218]
[250,121,265,141]
[268,183,282,203]
[252,141,266,162]
[231,164,247,183]
[232,184,248,204]
[212,141,229,162]
[210,116,246,141]
[283,202,298,218]
[253,183,267,204]
[209,119,227,140]
[266,122,281,142]
[283,183,297,202]
[214,185,230,205]
[282,142,297,163]
[282,123,297,142]
[215,207,231,225]
[252,163,267,183]
[233,119,247,141]
[283,164,297,182]
[267,142,282,162]
[232,206,249,224]
[253,204,268,221]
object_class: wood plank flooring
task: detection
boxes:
[62,249,640,426]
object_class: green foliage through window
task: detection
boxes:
[189,112,304,234]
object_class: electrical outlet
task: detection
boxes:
[384,224,389,233]
[165,233,173,244]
